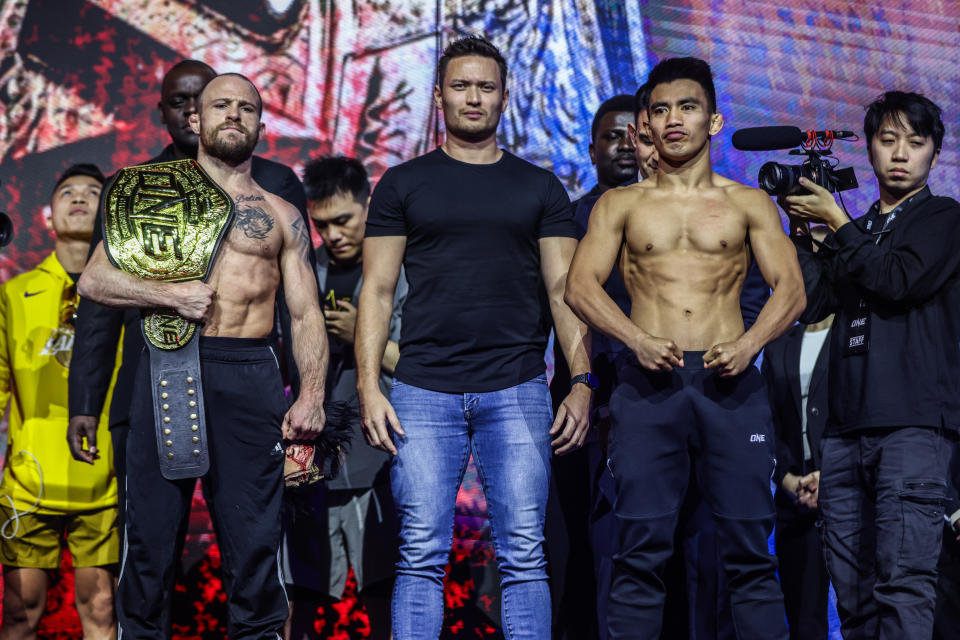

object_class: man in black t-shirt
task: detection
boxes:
[355,36,592,640]
[281,156,404,640]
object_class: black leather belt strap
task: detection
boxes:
[146,333,210,480]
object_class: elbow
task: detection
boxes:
[791,285,807,325]
[563,276,587,320]
[76,269,99,302]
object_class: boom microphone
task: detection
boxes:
[732,126,856,151]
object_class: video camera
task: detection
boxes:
[732,126,859,197]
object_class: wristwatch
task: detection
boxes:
[570,372,599,391]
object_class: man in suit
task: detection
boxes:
[761,227,832,639]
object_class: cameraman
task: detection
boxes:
[780,91,959,639]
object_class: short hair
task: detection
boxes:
[302,156,370,205]
[437,35,508,89]
[198,72,263,116]
[165,59,216,79]
[645,57,717,114]
[633,82,652,123]
[864,91,945,151]
[52,163,104,195]
[591,94,635,141]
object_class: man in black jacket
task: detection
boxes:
[780,90,959,639]
[66,59,311,557]
[762,306,832,639]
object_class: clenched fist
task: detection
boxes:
[633,334,684,371]
[173,281,216,321]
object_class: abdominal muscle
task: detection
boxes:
[623,247,748,351]
[201,245,281,338]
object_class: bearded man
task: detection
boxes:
[78,74,328,639]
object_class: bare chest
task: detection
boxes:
[221,199,282,261]
[625,198,748,257]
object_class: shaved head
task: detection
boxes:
[199,73,263,116]
[162,59,215,94]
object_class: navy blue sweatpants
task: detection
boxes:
[606,352,787,640]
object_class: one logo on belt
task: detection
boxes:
[749,434,766,443]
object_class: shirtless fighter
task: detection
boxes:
[78,73,328,638]
[565,57,804,639]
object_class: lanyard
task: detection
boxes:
[843,203,902,356]
[864,208,898,246]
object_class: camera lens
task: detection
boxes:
[758,162,793,195]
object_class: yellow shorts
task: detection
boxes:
[0,505,119,569]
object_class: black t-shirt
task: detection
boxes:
[323,258,363,362]
[323,259,362,310]
[365,148,576,393]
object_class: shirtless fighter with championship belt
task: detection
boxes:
[78,73,328,638]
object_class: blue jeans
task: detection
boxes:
[389,375,553,640]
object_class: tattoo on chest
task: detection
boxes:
[235,203,274,239]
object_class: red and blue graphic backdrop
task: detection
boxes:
[0,1,957,637]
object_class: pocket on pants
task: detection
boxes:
[897,479,947,571]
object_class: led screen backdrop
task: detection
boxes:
[0,0,958,637]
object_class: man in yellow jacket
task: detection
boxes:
[0,164,120,640]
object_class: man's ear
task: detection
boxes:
[188,113,200,135]
[433,85,442,112]
[708,112,724,137]
[588,142,596,166]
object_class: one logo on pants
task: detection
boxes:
[750,433,766,443]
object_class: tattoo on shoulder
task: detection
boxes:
[235,205,275,239]
[290,216,311,261]
[236,194,266,203]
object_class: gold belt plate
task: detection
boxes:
[103,159,233,350]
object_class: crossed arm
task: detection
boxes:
[77,243,216,320]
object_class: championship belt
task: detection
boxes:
[103,159,233,480]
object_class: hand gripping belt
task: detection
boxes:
[103,159,234,480]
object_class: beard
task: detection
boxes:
[201,123,259,165]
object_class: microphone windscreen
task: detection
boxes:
[731,126,804,151]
